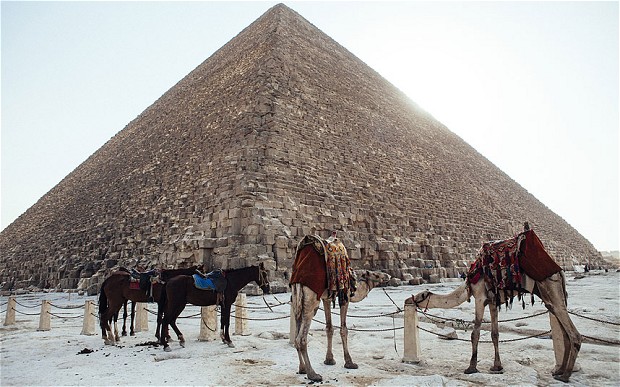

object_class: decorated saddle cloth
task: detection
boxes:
[289,235,355,306]
[467,233,525,307]
[193,270,227,292]
[325,239,354,306]
[467,229,562,307]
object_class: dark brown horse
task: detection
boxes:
[160,263,269,351]
[98,266,202,345]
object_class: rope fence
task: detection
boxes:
[2,292,618,350]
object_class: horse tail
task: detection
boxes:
[98,278,109,318]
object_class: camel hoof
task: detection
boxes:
[345,362,358,369]
[324,358,336,366]
[464,367,479,374]
[553,374,570,383]
[307,373,322,382]
[552,368,565,376]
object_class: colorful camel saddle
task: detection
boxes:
[290,235,356,306]
[193,269,227,292]
[467,229,562,307]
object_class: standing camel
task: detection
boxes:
[408,224,581,383]
[290,233,391,382]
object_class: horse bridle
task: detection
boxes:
[258,265,269,287]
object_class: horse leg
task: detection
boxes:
[121,301,128,336]
[465,300,485,374]
[220,304,234,347]
[113,311,121,342]
[339,302,357,369]
[489,305,503,373]
[130,301,135,336]
[322,299,335,365]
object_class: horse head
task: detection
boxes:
[257,262,270,294]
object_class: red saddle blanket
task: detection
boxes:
[290,244,327,300]
[467,229,562,305]
[289,235,354,304]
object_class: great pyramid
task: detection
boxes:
[0,4,603,293]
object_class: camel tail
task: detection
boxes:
[291,283,303,321]
[560,271,568,305]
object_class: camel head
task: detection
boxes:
[355,270,391,287]
[410,289,432,306]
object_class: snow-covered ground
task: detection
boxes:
[1,271,618,386]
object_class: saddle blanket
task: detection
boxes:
[193,275,216,290]
[129,278,140,290]
[193,271,227,292]
[467,228,562,307]
[290,235,355,305]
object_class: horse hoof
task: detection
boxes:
[164,346,172,352]
[490,367,504,374]
[324,358,336,366]
[464,367,479,374]
[227,342,235,348]
[121,332,127,337]
[345,362,358,369]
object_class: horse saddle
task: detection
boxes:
[193,270,226,292]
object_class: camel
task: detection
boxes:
[408,225,581,383]
[290,233,391,382]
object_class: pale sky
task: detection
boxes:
[1,1,618,252]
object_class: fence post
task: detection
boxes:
[198,305,218,341]
[402,301,420,363]
[135,302,148,332]
[289,301,296,346]
[4,296,16,326]
[38,300,51,331]
[81,300,96,335]
[234,293,249,336]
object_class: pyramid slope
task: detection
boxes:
[0,4,601,291]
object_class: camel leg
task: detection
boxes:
[339,302,358,369]
[549,313,564,375]
[489,305,503,373]
[293,286,322,382]
[537,276,581,383]
[465,300,485,374]
[323,299,336,365]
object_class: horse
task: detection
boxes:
[98,266,202,345]
[160,263,270,351]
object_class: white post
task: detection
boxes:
[402,301,421,363]
[81,300,96,335]
[234,293,249,335]
[38,300,51,331]
[4,296,16,326]
[198,305,218,341]
[135,302,148,332]
[289,302,296,346]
